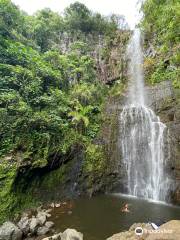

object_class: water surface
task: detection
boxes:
[49,194,180,240]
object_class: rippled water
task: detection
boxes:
[49,194,180,240]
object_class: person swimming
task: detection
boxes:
[121,203,130,212]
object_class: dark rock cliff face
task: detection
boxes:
[56,30,130,84]
[148,82,180,204]
[99,95,125,193]
[101,81,180,204]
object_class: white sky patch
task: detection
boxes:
[11,0,141,29]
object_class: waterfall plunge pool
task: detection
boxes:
[48,194,180,240]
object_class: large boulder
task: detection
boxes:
[146,220,180,240]
[106,222,153,240]
[0,221,22,240]
[61,229,83,240]
[107,220,180,240]
[41,230,83,240]
[106,231,136,240]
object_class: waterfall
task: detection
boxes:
[119,29,171,202]
[127,29,145,105]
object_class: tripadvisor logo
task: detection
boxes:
[135,227,143,236]
[135,226,173,235]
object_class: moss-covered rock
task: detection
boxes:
[0,155,18,223]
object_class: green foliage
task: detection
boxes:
[0,1,110,160]
[0,0,23,37]
[0,158,18,223]
[141,0,180,88]
[33,8,64,52]
[69,106,89,127]
[0,0,128,222]
[109,81,126,97]
[84,143,105,172]
[64,1,118,35]
[65,2,91,33]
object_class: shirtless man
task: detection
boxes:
[121,203,130,212]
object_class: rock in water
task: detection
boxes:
[61,229,83,240]
[36,212,47,225]
[42,233,62,240]
[0,221,22,240]
[45,221,54,229]
[29,217,40,234]
[55,203,61,208]
[45,209,52,214]
[17,216,30,236]
[37,226,50,236]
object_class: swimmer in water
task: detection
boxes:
[121,203,130,212]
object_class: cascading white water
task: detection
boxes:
[127,29,145,105]
[120,29,171,202]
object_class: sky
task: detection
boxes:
[12,0,141,29]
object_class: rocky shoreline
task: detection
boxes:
[0,202,77,240]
